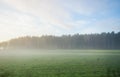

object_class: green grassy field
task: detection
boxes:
[0,50,120,77]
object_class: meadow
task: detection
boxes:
[0,50,120,77]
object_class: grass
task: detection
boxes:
[0,50,120,77]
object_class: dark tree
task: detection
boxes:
[0,31,120,49]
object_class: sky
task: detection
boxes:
[0,0,120,42]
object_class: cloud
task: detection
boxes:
[1,0,112,29]
[2,0,72,29]
[0,0,120,41]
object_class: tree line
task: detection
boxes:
[0,31,120,49]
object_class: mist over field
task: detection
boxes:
[0,36,120,77]
[0,49,120,77]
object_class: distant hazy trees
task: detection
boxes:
[0,31,120,49]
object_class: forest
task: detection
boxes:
[0,31,120,49]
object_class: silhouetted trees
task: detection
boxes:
[0,31,120,49]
